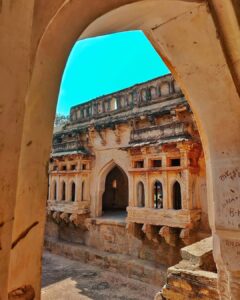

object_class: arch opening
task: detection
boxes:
[71,182,76,202]
[81,181,85,201]
[102,165,129,212]
[61,181,66,201]
[173,181,182,210]
[53,181,57,200]
[153,180,163,209]
[45,22,209,298]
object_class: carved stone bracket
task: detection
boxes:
[112,124,121,144]
[69,213,88,229]
[87,126,96,145]
[126,222,143,240]
[96,129,106,146]
[52,211,61,224]
[159,226,177,246]
[142,224,158,242]
[60,212,70,224]
[180,228,191,239]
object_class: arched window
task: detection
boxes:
[173,181,182,210]
[150,87,157,99]
[62,181,66,201]
[173,80,181,93]
[97,102,102,114]
[76,109,80,119]
[53,180,57,200]
[137,182,145,207]
[160,82,169,96]
[104,100,109,111]
[120,96,125,108]
[141,89,147,101]
[71,182,76,202]
[110,98,117,110]
[81,181,85,201]
[153,181,163,209]
[128,94,133,104]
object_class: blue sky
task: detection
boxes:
[57,30,170,115]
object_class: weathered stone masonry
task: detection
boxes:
[46,75,211,284]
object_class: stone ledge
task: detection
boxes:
[180,237,216,272]
[85,217,126,227]
[127,207,201,229]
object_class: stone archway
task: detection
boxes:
[1,1,240,299]
[102,166,129,212]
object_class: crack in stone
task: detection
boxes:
[151,3,205,31]
[11,221,39,249]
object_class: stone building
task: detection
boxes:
[46,74,210,272]
[2,1,240,299]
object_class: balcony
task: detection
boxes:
[130,121,190,145]
[126,207,201,229]
[53,140,83,153]
[47,200,89,214]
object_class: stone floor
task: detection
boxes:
[100,210,127,221]
[41,251,159,300]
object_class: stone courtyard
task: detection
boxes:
[41,251,159,300]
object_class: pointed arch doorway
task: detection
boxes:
[102,165,129,212]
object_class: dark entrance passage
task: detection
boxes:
[71,182,76,202]
[173,181,182,210]
[102,166,128,211]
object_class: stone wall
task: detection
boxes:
[45,215,210,269]
[157,237,219,300]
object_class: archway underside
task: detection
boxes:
[1,1,240,299]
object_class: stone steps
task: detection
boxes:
[44,238,167,287]
[156,237,219,300]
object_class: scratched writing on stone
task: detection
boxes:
[225,240,240,256]
[225,240,240,248]
[219,168,240,181]
[222,196,239,209]
[228,207,240,218]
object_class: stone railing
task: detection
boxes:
[47,200,89,214]
[127,207,201,229]
[130,121,190,144]
[70,74,182,124]
[53,140,82,153]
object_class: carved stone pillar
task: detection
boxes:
[128,174,134,207]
